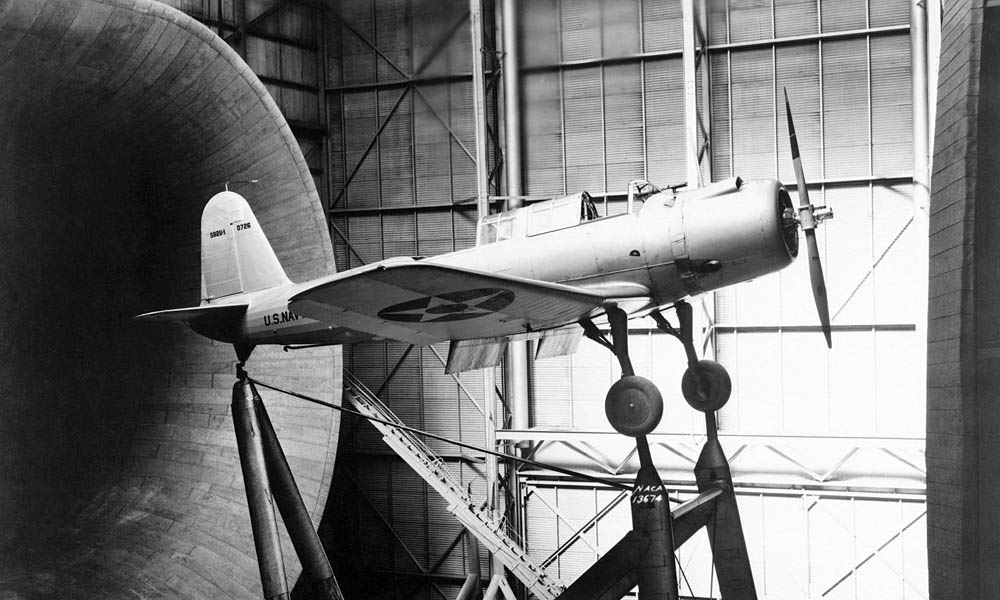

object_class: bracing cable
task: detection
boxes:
[831,216,914,322]
[249,376,633,492]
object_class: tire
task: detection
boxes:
[681,359,732,412]
[605,375,664,437]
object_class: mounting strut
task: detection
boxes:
[232,357,344,600]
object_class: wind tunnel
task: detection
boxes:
[0,1,341,597]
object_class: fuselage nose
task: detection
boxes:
[667,178,800,295]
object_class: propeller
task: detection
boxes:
[783,88,833,348]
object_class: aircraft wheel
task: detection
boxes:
[681,360,732,412]
[605,375,664,437]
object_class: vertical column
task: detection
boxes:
[456,530,483,600]
[911,0,931,396]
[235,0,247,58]
[697,0,713,183]
[502,0,532,447]
[471,0,491,219]
[232,377,290,600]
[682,0,701,188]
[911,0,930,215]
[502,0,523,207]
[501,5,531,594]
[470,1,491,593]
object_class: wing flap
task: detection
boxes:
[444,325,586,373]
[445,338,507,373]
[533,326,584,361]
[289,262,615,345]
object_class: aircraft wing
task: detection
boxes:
[288,261,628,346]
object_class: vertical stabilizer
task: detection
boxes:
[201,191,291,301]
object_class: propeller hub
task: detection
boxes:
[779,186,799,258]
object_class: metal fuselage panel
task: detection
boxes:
[428,213,656,294]
[232,179,796,346]
[429,178,795,303]
[239,282,379,346]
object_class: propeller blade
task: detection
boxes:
[783,88,811,210]
[784,88,833,348]
[805,229,833,348]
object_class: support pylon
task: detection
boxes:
[234,370,344,600]
[252,381,345,600]
[233,376,290,600]
[632,437,680,600]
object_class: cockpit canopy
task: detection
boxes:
[476,180,670,246]
[477,192,601,245]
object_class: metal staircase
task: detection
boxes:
[343,371,565,600]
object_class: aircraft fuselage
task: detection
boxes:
[213,178,798,347]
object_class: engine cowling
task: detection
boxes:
[665,178,799,296]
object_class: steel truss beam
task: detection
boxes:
[500,430,925,496]
[342,469,453,600]
[200,14,319,51]
[525,482,927,598]
[327,7,500,214]
[329,86,410,209]
[259,75,321,94]
[519,24,910,74]
[328,220,370,266]
[344,450,486,463]
[327,174,915,217]
[539,490,629,569]
[811,499,928,598]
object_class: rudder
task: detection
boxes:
[201,191,290,301]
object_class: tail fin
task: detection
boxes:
[201,191,291,301]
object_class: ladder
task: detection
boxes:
[343,371,565,600]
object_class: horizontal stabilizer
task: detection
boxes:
[133,304,248,324]
[133,303,248,343]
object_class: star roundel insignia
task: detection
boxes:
[378,288,515,323]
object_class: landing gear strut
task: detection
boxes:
[651,301,732,413]
[581,301,732,427]
[582,306,663,437]
[568,301,751,600]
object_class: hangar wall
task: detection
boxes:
[319,1,929,599]
[515,3,927,598]
[14,1,932,598]
[0,1,340,598]
[926,0,1000,597]
[322,2,497,595]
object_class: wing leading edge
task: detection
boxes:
[289,260,641,346]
